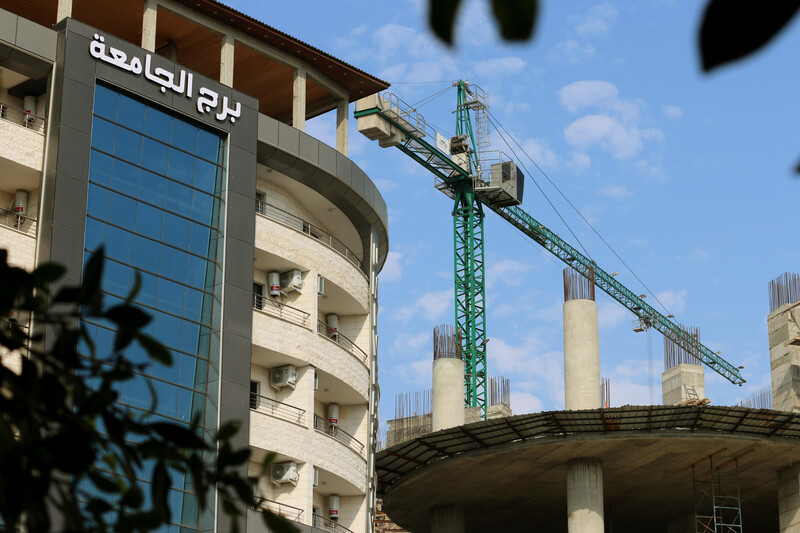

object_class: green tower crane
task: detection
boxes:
[354,81,745,419]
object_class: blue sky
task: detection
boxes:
[229,1,799,423]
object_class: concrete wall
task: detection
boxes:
[769,302,800,412]
[662,363,705,405]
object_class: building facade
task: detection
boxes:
[0,2,388,532]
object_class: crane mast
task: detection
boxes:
[354,81,745,419]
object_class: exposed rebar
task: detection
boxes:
[394,389,432,420]
[664,324,701,370]
[769,272,800,313]
[600,377,611,408]
[738,386,772,410]
[563,266,595,302]
[433,324,462,360]
[489,376,510,407]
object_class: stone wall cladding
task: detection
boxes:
[0,119,44,170]
[255,216,368,312]
[252,312,369,401]
[0,225,36,269]
[249,410,367,494]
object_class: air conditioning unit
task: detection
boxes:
[313,466,319,486]
[270,365,298,391]
[280,269,303,294]
[271,461,299,487]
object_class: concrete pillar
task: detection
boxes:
[220,34,234,87]
[432,357,465,432]
[431,505,464,533]
[778,463,800,532]
[769,302,800,412]
[141,0,157,52]
[336,99,349,155]
[293,67,307,131]
[567,457,604,533]
[662,363,705,405]
[56,0,72,22]
[564,299,600,410]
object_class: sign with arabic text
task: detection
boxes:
[89,34,241,124]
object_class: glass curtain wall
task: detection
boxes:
[80,84,225,532]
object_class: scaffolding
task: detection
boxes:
[693,455,743,533]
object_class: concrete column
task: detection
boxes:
[778,463,800,532]
[336,99,349,155]
[141,0,157,52]
[769,302,800,412]
[563,299,600,410]
[431,505,464,533]
[662,363,705,405]
[432,358,465,431]
[567,457,604,533]
[293,68,307,131]
[56,0,72,22]
[220,34,234,87]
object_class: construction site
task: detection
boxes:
[355,83,800,532]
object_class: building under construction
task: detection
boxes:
[374,271,800,533]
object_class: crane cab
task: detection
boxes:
[475,160,525,207]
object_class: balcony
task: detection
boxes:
[0,207,37,270]
[0,103,45,175]
[253,293,310,329]
[312,513,355,533]
[313,415,365,458]
[250,392,306,427]
[256,200,365,274]
[317,320,368,367]
[249,497,304,523]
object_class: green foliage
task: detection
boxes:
[429,0,538,44]
[0,248,295,533]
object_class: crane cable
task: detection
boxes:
[486,109,674,317]
[484,113,594,263]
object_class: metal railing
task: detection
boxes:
[313,513,355,533]
[255,199,366,274]
[250,393,306,426]
[250,497,304,522]
[0,103,46,134]
[253,293,310,328]
[313,415,365,457]
[317,320,368,366]
[0,206,37,236]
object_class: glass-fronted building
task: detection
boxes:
[0,2,389,532]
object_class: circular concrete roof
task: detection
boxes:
[377,405,800,532]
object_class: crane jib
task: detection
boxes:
[353,93,746,388]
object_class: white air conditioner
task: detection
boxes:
[270,365,298,391]
[313,466,319,486]
[280,269,303,294]
[271,461,299,487]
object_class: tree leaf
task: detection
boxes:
[429,0,462,45]
[137,334,172,366]
[699,0,800,72]
[216,420,241,442]
[32,263,67,285]
[492,0,538,41]
[151,422,207,449]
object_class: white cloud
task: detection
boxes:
[487,258,534,288]
[573,2,620,37]
[559,80,619,113]
[549,39,596,64]
[394,289,454,323]
[564,114,644,160]
[510,391,544,415]
[568,151,592,170]
[393,331,430,352]
[655,289,687,315]
[599,185,632,199]
[490,336,565,408]
[380,251,403,282]
[662,105,683,118]
[689,248,709,261]
[522,138,559,169]
[393,357,432,386]
[598,301,627,328]
[474,56,526,77]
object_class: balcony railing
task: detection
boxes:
[250,497,304,523]
[253,293,310,328]
[250,393,306,426]
[0,206,37,237]
[313,513,355,533]
[313,415,365,457]
[0,103,46,134]
[317,320,368,366]
[256,199,366,274]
